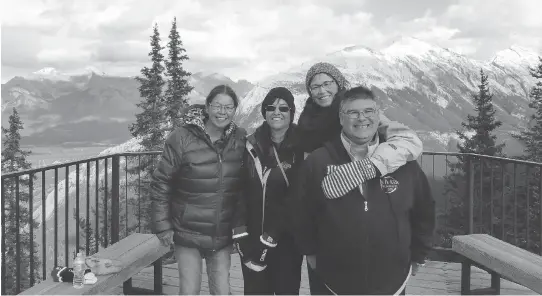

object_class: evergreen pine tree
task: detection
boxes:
[128,23,167,234]
[512,57,542,254]
[129,22,167,151]
[164,17,193,130]
[441,69,506,247]
[513,57,542,162]
[1,108,41,294]
[456,69,505,157]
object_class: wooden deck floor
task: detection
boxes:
[114,256,538,295]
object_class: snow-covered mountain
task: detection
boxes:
[24,66,107,82]
[236,36,540,153]
[1,69,254,145]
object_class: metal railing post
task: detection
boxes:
[467,156,474,234]
[111,155,120,244]
[539,166,542,256]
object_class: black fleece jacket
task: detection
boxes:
[233,122,304,249]
[290,133,436,295]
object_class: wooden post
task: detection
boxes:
[461,259,472,295]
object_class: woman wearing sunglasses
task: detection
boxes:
[232,87,304,295]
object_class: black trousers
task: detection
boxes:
[308,266,406,295]
[241,234,303,295]
[307,265,331,295]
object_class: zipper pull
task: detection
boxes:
[364,201,368,212]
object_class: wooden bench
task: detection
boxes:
[452,234,542,295]
[19,233,169,295]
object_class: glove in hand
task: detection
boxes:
[244,233,277,272]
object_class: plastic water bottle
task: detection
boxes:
[73,252,85,289]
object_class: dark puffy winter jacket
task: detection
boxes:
[150,105,247,251]
[291,133,436,295]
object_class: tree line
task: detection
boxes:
[438,60,542,255]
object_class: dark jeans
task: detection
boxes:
[241,234,303,295]
[308,266,406,295]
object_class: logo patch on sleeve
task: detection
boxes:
[380,176,399,193]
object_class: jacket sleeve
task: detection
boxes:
[410,161,436,263]
[149,129,183,234]
[232,149,250,237]
[371,115,423,176]
[288,156,318,255]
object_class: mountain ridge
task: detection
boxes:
[1,71,255,145]
[236,38,540,154]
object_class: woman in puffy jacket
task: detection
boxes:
[232,87,305,295]
[150,85,247,295]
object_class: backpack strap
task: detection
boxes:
[272,145,289,187]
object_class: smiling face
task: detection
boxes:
[309,73,339,107]
[206,93,236,129]
[339,98,380,145]
[265,98,291,131]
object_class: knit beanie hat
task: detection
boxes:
[305,62,349,94]
[261,87,296,123]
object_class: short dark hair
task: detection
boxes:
[205,85,239,107]
[339,86,376,111]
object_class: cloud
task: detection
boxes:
[1,26,42,68]
[90,41,149,63]
[361,0,456,24]
[441,0,542,59]
[1,0,541,83]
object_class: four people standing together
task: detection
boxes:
[150,62,436,295]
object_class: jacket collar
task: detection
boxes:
[248,122,299,155]
[325,131,383,165]
[340,132,379,161]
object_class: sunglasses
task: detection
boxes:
[265,105,290,112]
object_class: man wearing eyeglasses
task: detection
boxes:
[291,86,436,295]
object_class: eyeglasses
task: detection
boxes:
[309,81,335,92]
[341,108,378,119]
[265,105,290,112]
[209,104,236,113]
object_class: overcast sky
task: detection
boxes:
[2,0,542,83]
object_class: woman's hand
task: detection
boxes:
[156,230,174,247]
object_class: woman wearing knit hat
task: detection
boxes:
[294,62,424,294]
[232,86,304,295]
